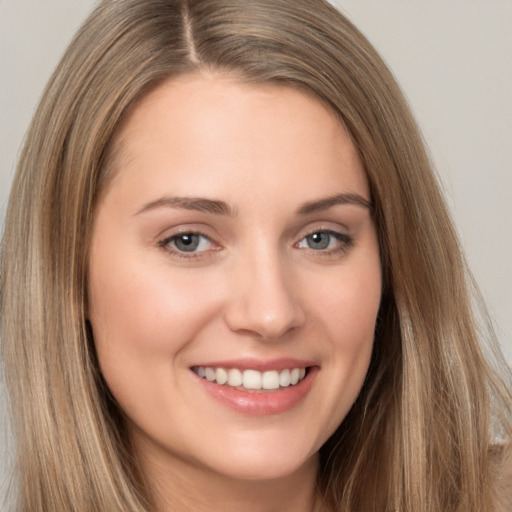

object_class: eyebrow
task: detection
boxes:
[135,196,235,216]
[135,192,372,217]
[296,193,373,215]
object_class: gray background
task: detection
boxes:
[1,0,511,503]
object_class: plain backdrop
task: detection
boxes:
[1,0,511,503]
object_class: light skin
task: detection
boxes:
[88,73,382,512]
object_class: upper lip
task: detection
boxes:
[191,358,316,372]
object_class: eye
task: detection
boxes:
[160,232,216,255]
[296,230,352,252]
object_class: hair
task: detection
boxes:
[1,0,511,510]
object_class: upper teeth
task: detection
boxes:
[194,367,307,390]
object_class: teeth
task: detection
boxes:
[279,369,291,387]
[204,367,216,382]
[228,368,243,387]
[216,368,228,385]
[262,371,280,390]
[243,369,261,390]
[194,366,308,390]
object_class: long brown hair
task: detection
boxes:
[1,1,510,510]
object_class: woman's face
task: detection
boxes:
[88,74,381,483]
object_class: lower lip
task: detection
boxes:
[194,368,318,416]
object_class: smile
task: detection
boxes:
[193,366,307,391]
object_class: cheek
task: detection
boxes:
[303,255,381,430]
[87,246,224,410]
[89,255,218,349]
[329,268,381,389]
[309,260,381,346]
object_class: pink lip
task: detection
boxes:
[191,357,315,372]
[192,362,319,416]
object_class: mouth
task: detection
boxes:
[190,361,317,415]
[192,366,308,392]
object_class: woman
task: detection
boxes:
[1,0,510,511]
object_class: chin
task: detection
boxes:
[209,452,317,483]
[193,431,321,483]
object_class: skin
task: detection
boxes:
[88,73,382,512]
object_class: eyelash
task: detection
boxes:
[158,228,354,260]
[295,229,354,257]
[158,230,219,260]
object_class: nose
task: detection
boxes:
[223,248,306,340]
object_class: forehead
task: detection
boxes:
[102,72,369,207]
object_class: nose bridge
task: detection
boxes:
[224,239,305,339]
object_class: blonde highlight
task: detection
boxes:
[1,1,510,511]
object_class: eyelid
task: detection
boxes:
[156,223,354,260]
[294,226,354,256]
[295,222,351,241]
[158,228,222,259]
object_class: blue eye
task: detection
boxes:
[297,230,352,252]
[164,233,214,254]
